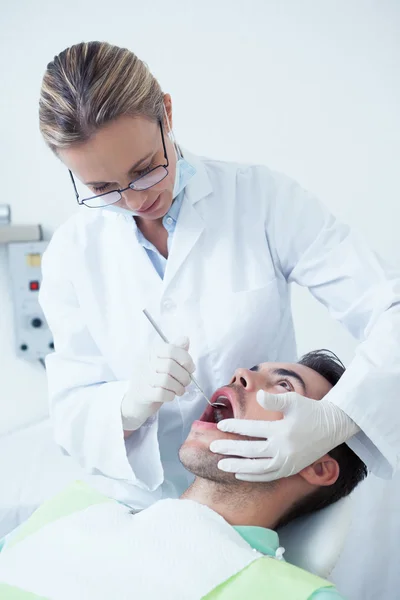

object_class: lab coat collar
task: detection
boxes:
[160,149,212,289]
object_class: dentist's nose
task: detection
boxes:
[231,368,258,391]
[121,188,147,208]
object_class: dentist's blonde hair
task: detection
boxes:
[39,41,164,151]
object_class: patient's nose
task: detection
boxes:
[231,368,258,391]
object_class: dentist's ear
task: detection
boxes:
[299,455,340,488]
[163,94,173,132]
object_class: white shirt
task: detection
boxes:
[39,150,400,507]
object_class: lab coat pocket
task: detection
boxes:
[199,278,282,373]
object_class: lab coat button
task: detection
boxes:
[162,299,175,311]
[165,217,173,226]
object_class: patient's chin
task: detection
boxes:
[179,443,236,484]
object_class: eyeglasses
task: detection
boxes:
[69,120,169,208]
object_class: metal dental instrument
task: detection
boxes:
[143,309,226,408]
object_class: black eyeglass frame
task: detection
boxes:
[69,119,169,207]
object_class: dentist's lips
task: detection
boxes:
[192,387,237,430]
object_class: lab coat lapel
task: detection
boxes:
[106,212,163,317]
[163,200,204,289]
[163,150,213,290]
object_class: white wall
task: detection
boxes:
[4,0,399,433]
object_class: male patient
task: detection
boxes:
[0,351,366,600]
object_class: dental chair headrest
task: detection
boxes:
[278,496,352,578]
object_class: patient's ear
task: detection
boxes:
[299,455,340,487]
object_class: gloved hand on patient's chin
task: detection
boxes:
[210,390,360,482]
[121,336,195,431]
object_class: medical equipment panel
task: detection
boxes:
[8,241,53,361]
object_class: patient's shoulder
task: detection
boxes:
[202,557,337,599]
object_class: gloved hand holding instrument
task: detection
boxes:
[121,310,224,431]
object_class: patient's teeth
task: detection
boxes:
[216,395,228,406]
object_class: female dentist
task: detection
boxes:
[39,41,400,507]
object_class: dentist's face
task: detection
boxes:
[59,114,177,221]
[180,361,332,456]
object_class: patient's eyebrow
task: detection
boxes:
[272,368,307,395]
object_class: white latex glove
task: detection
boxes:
[210,390,360,482]
[121,336,195,431]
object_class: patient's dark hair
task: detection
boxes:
[276,349,368,530]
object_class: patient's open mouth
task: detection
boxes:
[213,402,229,423]
[196,388,235,427]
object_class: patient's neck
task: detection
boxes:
[181,477,286,530]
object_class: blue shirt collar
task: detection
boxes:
[233,526,281,557]
[134,190,184,240]
[164,189,184,224]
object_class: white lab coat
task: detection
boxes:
[39,150,400,508]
